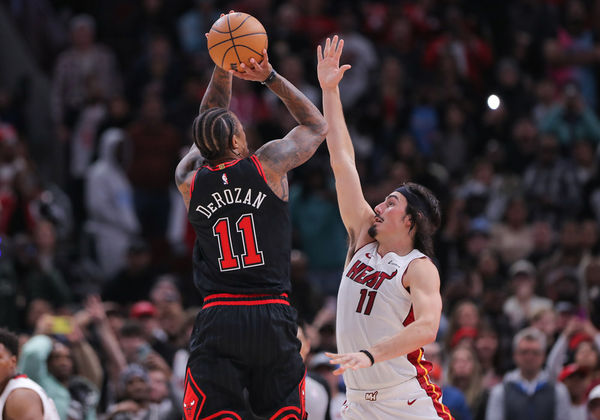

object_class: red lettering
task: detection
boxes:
[363,271,380,288]
[355,266,374,284]
[346,261,368,281]
[373,270,398,290]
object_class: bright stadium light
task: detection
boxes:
[487,94,500,110]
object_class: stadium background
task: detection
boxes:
[1,0,600,419]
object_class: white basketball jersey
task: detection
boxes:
[0,375,60,420]
[336,242,428,390]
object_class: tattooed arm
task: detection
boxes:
[231,50,328,201]
[199,65,232,112]
[175,143,205,210]
[175,63,230,208]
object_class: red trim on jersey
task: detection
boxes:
[204,292,288,300]
[202,299,290,309]
[269,406,301,420]
[12,374,27,379]
[250,155,268,184]
[189,168,201,200]
[203,411,242,420]
[202,159,242,171]
[402,305,415,326]
[407,348,454,419]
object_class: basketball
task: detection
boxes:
[207,12,268,72]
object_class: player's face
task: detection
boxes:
[0,344,17,383]
[369,192,411,240]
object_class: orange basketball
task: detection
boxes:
[207,12,268,72]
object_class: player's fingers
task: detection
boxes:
[339,64,352,76]
[249,58,258,69]
[332,35,339,55]
[261,49,269,64]
[317,45,323,62]
[335,39,344,60]
[325,37,331,56]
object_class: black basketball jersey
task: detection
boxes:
[188,156,291,297]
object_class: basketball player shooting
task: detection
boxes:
[317,36,454,420]
[174,11,328,420]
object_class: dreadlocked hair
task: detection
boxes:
[192,108,238,161]
[402,182,441,258]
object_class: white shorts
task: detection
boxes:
[341,377,453,420]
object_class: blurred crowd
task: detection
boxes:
[1,0,600,419]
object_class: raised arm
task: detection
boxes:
[231,50,327,200]
[318,36,374,252]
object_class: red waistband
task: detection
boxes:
[202,293,289,309]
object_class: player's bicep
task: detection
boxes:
[407,259,442,337]
[255,125,324,175]
[5,389,44,420]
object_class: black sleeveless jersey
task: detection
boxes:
[188,156,291,297]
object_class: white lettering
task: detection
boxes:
[243,189,253,205]
[224,189,234,204]
[212,192,225,208]
[252,192,267,209]
[207,203,217,213]
[195,205,212,219]
[234,188,242,203]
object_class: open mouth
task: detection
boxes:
[374,216,383,223]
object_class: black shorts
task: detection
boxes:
[183,293,307,420]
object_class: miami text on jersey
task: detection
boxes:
[195,188,267,219]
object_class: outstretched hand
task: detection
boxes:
[229,49,273,82]
[325,351,372,376]
[317,35,351,90]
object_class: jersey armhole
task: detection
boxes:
[250,155,268,184]
[402,256,430,291]
[189,168,201,200]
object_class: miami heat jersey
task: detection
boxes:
[336,242,427,389]
[188,156,291,297]
[0,375,60,420]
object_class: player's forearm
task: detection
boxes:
[266,73,327,135]
[368,320,438,364]
[322,87,355,166]
[200,66,232,112]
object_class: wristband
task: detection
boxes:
[261,70,276,85]
[359,349,375,366]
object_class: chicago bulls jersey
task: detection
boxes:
[336,242,427,390]
[188,156,291,297]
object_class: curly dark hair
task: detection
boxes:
[0,328,19,357]
[192,107,240,162]
[400,182,442,257]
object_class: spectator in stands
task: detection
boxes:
[503,260,553,330]
[19,316,102,420]
[85,128,140,279]
[589,384,600,419]
[447,345,487,418]
[485,327,571,420]
[51,14,121,141]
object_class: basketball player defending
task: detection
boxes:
[0,328,60,420]
[317,36,453,420]
[174,28,328,420]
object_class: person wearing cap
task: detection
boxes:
[318,37,452,419]
[589,384,600,419]
[485,327,571,420]
[558,363,588,420]
[502,259,552,330]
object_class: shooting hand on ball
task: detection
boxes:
[317,35,351,90]
[230,49,273,83]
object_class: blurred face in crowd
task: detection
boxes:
[538,135,559,165]
[574,341,599,370]
[513,274,535,300]
[455,302,479,329]
[450,346,476,379]
[34,220,56,253]
[505,198,528,227]
[48,342,73,383]
[120,335,147,363]
[475,329,498,364]
[0,344,16,385]
[148,369,169,403]
[126,376,150,403]
[531,309,557,339]
[514,338,545,379]
[72,24,94,49]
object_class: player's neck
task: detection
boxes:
[209,152,242,166]
[377,236,414,257]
